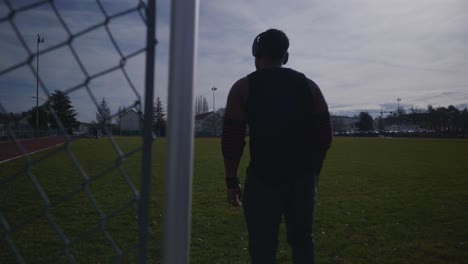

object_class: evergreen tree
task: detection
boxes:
[96,97,111,131]
[50,90,78,134]
[27,106,49,129]
[461,108,468,134]
[357,111,374,131]
[153,97,166,136]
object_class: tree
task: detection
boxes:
[435,107,449,131]
[89,121,99,138]
[418,105,468,135]
[203,97,209,113]
[216,107,225,118]
[357,111,374,131]
[153,97,166,136]
[9,112,21,126]
[50,90,78,134]
[0,112,9,125]
[447,105,460,134]
[376,117,385,131]
[461,108,468,134]
[427,105,437,130]
[195,96,201,115]
[195,95,209,115]
[96,97,111,132]
[1,112,21,129]
[27,106,49,129]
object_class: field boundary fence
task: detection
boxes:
[1,129,67,140]
[0,0,159,263]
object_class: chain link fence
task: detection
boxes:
[0,0,156,262]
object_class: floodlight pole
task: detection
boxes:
[397,98,401,114]
[211,86,217,136]
[211,86,217,112]
[163,0,199,263]
[36,34,44,137]
[397,98,401,131]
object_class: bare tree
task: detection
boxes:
[195,95,209,115]
[202,96,209,113]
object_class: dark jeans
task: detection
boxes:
[242,170,319,264]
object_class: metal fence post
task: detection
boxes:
[163,0,199,263]
[138,0,156,263]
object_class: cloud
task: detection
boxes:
[0,0,169,122]
[195,0,468,114]
[1,0,467,123]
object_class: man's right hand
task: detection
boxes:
[227,186,243,207]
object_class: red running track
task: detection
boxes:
[0,136,67,163]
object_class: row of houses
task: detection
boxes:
[1,109,221,137]
[75,109,223,136]
[79,111,412,137]
[11,108,423,137]
[332,115,421,132]
[76,109,142,135]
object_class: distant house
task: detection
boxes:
[119,109,142,134]
[331,116,359,132]
[195,111,222,136]
[18,116,34,130]
[75,122,91,135]
[18,117,29,126]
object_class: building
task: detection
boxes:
[18,116,33,129]
[119,109,142,134]
[74,121,91,135]
[195,111,222,136]
[331,116,359,132]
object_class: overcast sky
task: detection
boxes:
[0,0,467,122]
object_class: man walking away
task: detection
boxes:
[221,28,333,264]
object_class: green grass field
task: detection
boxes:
[1,137,467,263]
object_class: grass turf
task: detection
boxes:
[0,137,467,263]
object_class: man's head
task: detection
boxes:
[252,29,289,69]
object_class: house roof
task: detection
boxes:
[119,109,139,117]
[195,111,220,120]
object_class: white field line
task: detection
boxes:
[0,142,64,164]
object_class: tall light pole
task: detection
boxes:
[36,34,44,136]
[211,86,217,112]
[397,98,401,131]
[397,98,401,114]
[211,86,217,136]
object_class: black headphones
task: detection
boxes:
[251,32,288,65]
[251,33,263,58]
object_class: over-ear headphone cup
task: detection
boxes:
[283,52,289,65]
[252,34,263,58]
